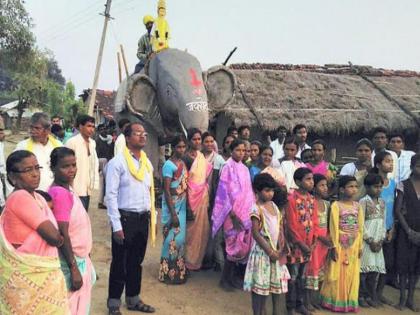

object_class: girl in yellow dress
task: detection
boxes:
[320,175,364,313]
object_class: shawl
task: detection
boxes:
[26,135,61,152]
[123,147,156,246]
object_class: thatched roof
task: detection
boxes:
[220,64,420,135]
[80,89,116,118]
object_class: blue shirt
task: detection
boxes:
[381,178,396,230]
[105,152,153,232]
[249,165,262,182]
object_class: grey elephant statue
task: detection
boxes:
[114,48,236,172]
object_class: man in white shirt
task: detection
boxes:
[293,124,311,159]
[371,127,398,180]
[15,113,62,191]
[114,118,131,156]
[66,114,99,211]
[270,125,287,161]
[389,134,416,183]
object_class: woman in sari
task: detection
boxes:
[340,138,373,200]
[212,139,255,291]
[158,135,188,284]
[202,132,226,270]
[48,147,96,314]
[184,128,213,270]
[249,146,286,188]
[0,150,69,314]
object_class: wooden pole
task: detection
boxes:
[120,44,129,78]
[87,0,112,116]
[117,52,122,83]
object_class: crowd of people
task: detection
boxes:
[0,112,419,315]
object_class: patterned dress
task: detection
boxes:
[159,160,188,284]
[320,201,364,313]
[243,202,290,295]
[359,195,386,274]
[305,200,330,290]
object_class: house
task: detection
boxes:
[0,100,40,129]
[210,63,420,162]
[80,89,116,124]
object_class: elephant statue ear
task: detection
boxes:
[204,65,236,111]
[126,74,159,119]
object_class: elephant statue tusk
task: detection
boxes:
[178,117,188,138]
[126,98,145,121]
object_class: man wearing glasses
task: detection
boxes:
[15,112,62,191]
[105,122,155,314]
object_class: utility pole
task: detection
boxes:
[88,0,112,116]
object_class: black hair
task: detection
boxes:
[50,147,75,170]
[6,150,35,174]
[250,141,262,155]
[338,175,357,189]
[253,173,277,192]
[6,150,36,186]
[123,122,143,137]
[314,174,327,186]
[97,123,106,130]
[51,124,63,134]
[293,167,313,182]
[356,138,373,150]
[283,136,299,150]
[389,133,405,143]
[273,187,288,208]
[187,128,201,142]
[238,125,250,134]
[300,149,313,162]
[118,118,130,130]
[292,124,307,134]
[411,153,419,169]
[36,190,52,202]
[223,134,235,146]
[260,145,273,155]
[364,173,384,186]
[171,134,187,148]
[371,126,388,138]
[371,151,392,174]
[226,126,238,135]
[76,114,95,127]
[230,139,245,152]
[201,132,215,142]
[311,139,327,150]
[51,115,61,120]
[277,125,287,132]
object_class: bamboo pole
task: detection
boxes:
[117,52,122,83]
[120,44,129,78]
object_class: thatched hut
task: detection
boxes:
[210,64,420,159]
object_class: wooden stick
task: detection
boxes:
[117,52,122,83]
[120,44,129,78]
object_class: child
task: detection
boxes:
[395,154,420,312]
[304,174,333,311]
[285,167,318,315]
[370,151,396,305]
[276,137,305,191]
[320,175,364,313]
[244,173,290,315]
[359,174,386,308]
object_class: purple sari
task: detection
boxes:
[212,158,255,262]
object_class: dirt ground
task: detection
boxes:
[3,134,419,315]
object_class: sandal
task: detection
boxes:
[108,308,122,315]
[128,302,156,313]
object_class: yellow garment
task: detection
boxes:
[0,223,69,314]
[143,15,154,25]
[320,201,364,312]
[123,147,156,246]
[151,0,170,52]
[26,135,61,153]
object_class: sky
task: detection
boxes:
[26,0,420,95]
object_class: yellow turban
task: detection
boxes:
[143,15,154,25]
[158,0,166,9]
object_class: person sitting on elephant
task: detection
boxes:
[134,15,154,74]
[151,0,170,53]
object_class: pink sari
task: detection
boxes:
[212,158,255,262]
[185,151,213,270]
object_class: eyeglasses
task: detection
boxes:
[12,166,43,174]
[132,132,148,138]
